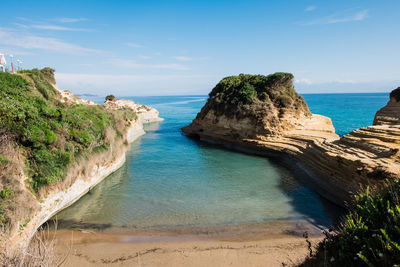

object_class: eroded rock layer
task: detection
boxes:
[183,73,400,206]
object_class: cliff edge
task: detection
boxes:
[183,73,399,206]
[0,68,162,252]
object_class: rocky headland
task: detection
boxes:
[182,73,400,206]
[0,68,162,252]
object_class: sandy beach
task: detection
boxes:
[49,221,324,267]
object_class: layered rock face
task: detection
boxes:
[183,73,400,206]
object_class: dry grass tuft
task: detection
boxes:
[0,221,70,267]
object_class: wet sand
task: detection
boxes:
[50,220,325,266]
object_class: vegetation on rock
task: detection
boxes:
[201,73,310,118]
[106,94,117,102]
[193,72,311,136]
[0,69,136,197]
[301,180,400,267]
[209,72,297,105]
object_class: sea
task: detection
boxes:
[53,93,389,232]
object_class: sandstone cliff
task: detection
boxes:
[183,73,399,206]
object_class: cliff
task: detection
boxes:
[183,73,399,206]
[0,68,162,251]
[373,87,400,125]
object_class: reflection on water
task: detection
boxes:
[53,96,343,232]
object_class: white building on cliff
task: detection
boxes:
[0,53,6,72]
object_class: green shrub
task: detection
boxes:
[209,72,296,103]
[0,187,13,200]
[202,72,309,119]
[301,180,400,267]
[0,156,8,165]
[0,70,135,192]
[106,94,116,101]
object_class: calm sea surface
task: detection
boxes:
[54,93,389,231]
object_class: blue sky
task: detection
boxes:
[1,0,399,96]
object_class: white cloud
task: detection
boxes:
[0,28,103,55]
[174,56,209,61]
[295,78,313,85]
[305,6,317,12]
[302,9,369,25]
[107,58,190,70]
[1,47,35,56]
[125,43,143,48]
[55,73,219,95]
[139,55,152,59]
[57,18,88,23]
[15,23,93,32]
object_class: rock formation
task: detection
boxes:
[373,87,400,125]
[104,98,164,124]
[183,73,400,206]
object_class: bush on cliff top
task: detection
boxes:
[300,180,400,267]
[106,94,116,101]
[200,72,310,120]
[0,69,133,192]
[209,72,297,106]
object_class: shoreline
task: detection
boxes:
[49,217,329,240]
[49,221,324,267]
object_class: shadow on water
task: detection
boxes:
[188,138,345,230]
[46,219,112,231]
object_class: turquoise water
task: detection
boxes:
[54,93,389,231]
[303,93,388,136]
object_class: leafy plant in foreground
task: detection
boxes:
[300,180,400,267]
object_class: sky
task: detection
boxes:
[1,0,399,96]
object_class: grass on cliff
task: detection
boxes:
[204,73,310,119]
[0,69,134,193]
[209,73,297,106]
[300,179,400,267]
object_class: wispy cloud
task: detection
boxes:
[14,23,93,32]
[0,47,35,56]
[107,58,189,70]
[295,78,313,85]
[55,73,219,95]
[139,55,152,59]
[125,43,143,48]
[0,28,103,55]
[305,6,317,12]
[174,56,209,61]
[301,9,369,25]
[57,18,88,23]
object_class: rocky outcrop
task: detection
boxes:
[57,89,97,106]
[104,98,164,124]
[373,87,400,125]
[183,73,400,206]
